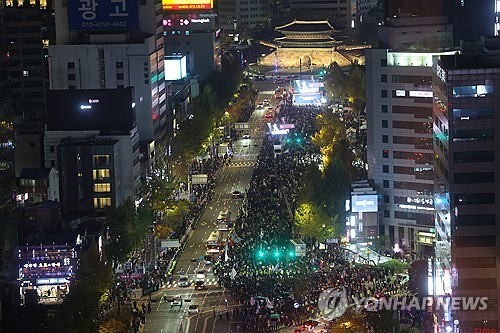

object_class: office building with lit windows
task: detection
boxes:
[49,0,167,147]
[44,88,140,215]
[366,16,455,252]
[432,41,500,332]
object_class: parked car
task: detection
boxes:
[232,190,243,198]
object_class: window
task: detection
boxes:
[381,90,388,98]
[454,193,495,205]
[22,70,29,77]
[383,150,389,158]
[116,61,123,68]
[454,172,494,184]
[381,105,388,113]
[50,146,54,153]
[68,73,76,80]
[67,62,75,69]
[382,120,388,128]
[455,214,495,226]
[381,74,387,82]
[94,197,112,208]
[185,31,190,36]
[456,257,496,268]
[93,155,110,166]
[452,108,494,120]
[456,278,497,290]
[455,236,496,248]
[94,183,111,193]
[380,59,387,67]
[384,210,390,218]
[93,169,110,180]
[383,180,389,188]
[452,84,493,97]
[453,129,494,142]
[453,151,494,163]
[383,195,390,203]
[382,135,388,143]
[383,165,389,173]
[116,73,124,80]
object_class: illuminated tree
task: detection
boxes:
[294,202,336,242]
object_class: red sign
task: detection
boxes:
[474,329,497,333]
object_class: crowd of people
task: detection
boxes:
[212,100,410,331]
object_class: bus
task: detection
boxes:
[206,231,222,255]
[216,208,230,230]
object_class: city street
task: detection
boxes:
[143,87,277,333]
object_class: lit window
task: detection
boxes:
[94,197,112,208]
[93,155,110,166]
[22,70,29,77]
[94,183,111,193]
[93,169,110,180]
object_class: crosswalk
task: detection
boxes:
[227,161,257,167]
[167,277,220,288]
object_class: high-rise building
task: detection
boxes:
[6,0,52,123]
[44,88,140,215]
[366,15,455,252]
[432,39,500,332]
[49,0,167,147]
[288,0,355,28]
[218,0,270,32]
[163,13,221,78]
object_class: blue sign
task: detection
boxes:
[68,0,139,31]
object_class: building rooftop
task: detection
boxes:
[35,200,62,210]
[20,167,52,180]
[275,37,337,44]
[438,54,495,70]
[275,20,335,33]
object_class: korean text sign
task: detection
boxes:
[68,0,139,31]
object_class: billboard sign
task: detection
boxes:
[162,0,213,11]
[164,55,187,81]
[351,194,378,213]
[68,0,139,31]
[191,174,208,185]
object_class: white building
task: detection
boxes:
[49,0,167,146]
[365,16,455,252]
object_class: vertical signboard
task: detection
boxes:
[68,0,139,31]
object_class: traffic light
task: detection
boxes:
[295,137,301,143]
[288,250,295,258]
[286,138,291,143]
[257,249,266,259]
[273,250,281,259]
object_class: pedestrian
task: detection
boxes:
[226,311,230,320]
[213,306,216,316]
[219,311,223,319]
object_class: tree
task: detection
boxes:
[320,158,351,222]
[298,164,323,204]
[378,259,409,274]
[50,243,112,333]
[105,199,153,264]
[294,202,336,242]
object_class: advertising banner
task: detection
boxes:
[162,0,213,11]
[68,0,139,31]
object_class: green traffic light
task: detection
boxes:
[273,250,281,259]
[288,250,295,257]
[296,137,301,143]
[286,138,291,143]
[257,250,265,259]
